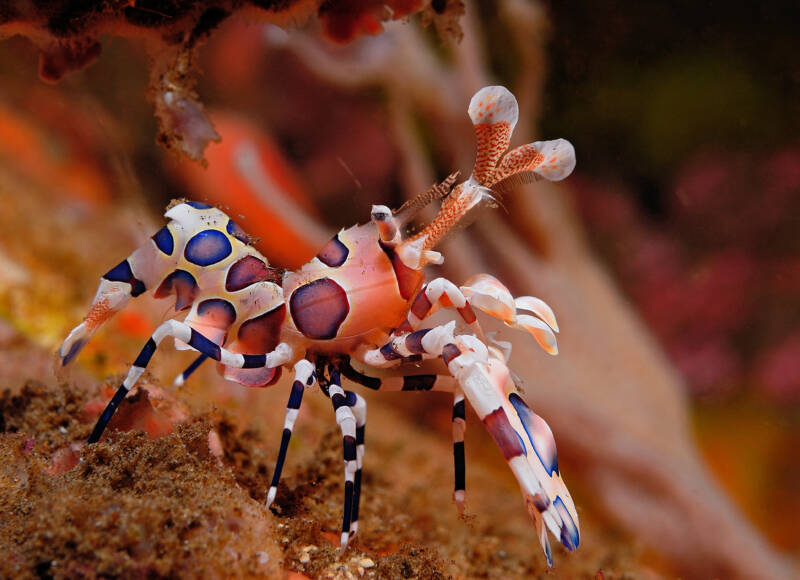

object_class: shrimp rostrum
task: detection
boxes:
[60,86,579,565]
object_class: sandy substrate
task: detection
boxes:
[0,338,636,579]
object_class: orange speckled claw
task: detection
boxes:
[466,85,575,189]
[496,139,576,183]
[468,86,518,186]
[403,86,575,267]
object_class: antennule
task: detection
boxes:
[394,172,459,224]
[397,181,489,268]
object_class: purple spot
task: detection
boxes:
[226,218,250,244]
[290,278,349,340]
[441,343,461,366]
[531,493,550,512]
[155,270,198,311]
[316,234,349,267]
[404,329,429,354]
[186,201,212,209]
[226,255,274,292]
[237,306,285,353]
[197,298,236,328]
[379,343,402,361]
[103,259,145,296]
[483,407,526,460]
[411,291,432,320]
[554,496,580,550]
[61,338,87,366]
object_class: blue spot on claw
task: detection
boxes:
[61,338,86,366]
[186,201,212,209]
[103,260,134,283]
[509,393,559,475]
[152,226,174,255]
[554,496,579,550]
[103,259,146,296]
[185,230,232,266]
[226,218,250,244]
[544,536,553,567]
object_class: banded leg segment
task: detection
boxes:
[347,392,367,537]
[327,368,359,547]
[173,353,209,387]
[360,321,456,368]
[452,389,466,512]
[340,360,457,392]
[403,278,483,339]
[340,358,464,513]
[87,319,292,444]
[266,359,316,508]
[362,277,487,368]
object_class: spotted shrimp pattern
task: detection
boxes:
[60,86,579,565]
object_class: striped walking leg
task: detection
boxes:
[452,389,467,512]
[327,367,359,547]
[352,372,465,510]
[346,392,367,537]
[340,361,458,393]
[87,319,293,444]
[360,277,488,369]
[172,353,209,387]
[340,358,466,512]
[401,278,483,338]
[266,359,316,508]
[360,321,456,368]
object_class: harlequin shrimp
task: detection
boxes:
[59,86,579,565]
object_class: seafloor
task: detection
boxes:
[0,345,635,579]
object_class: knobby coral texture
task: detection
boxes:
[0,0,464,161]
